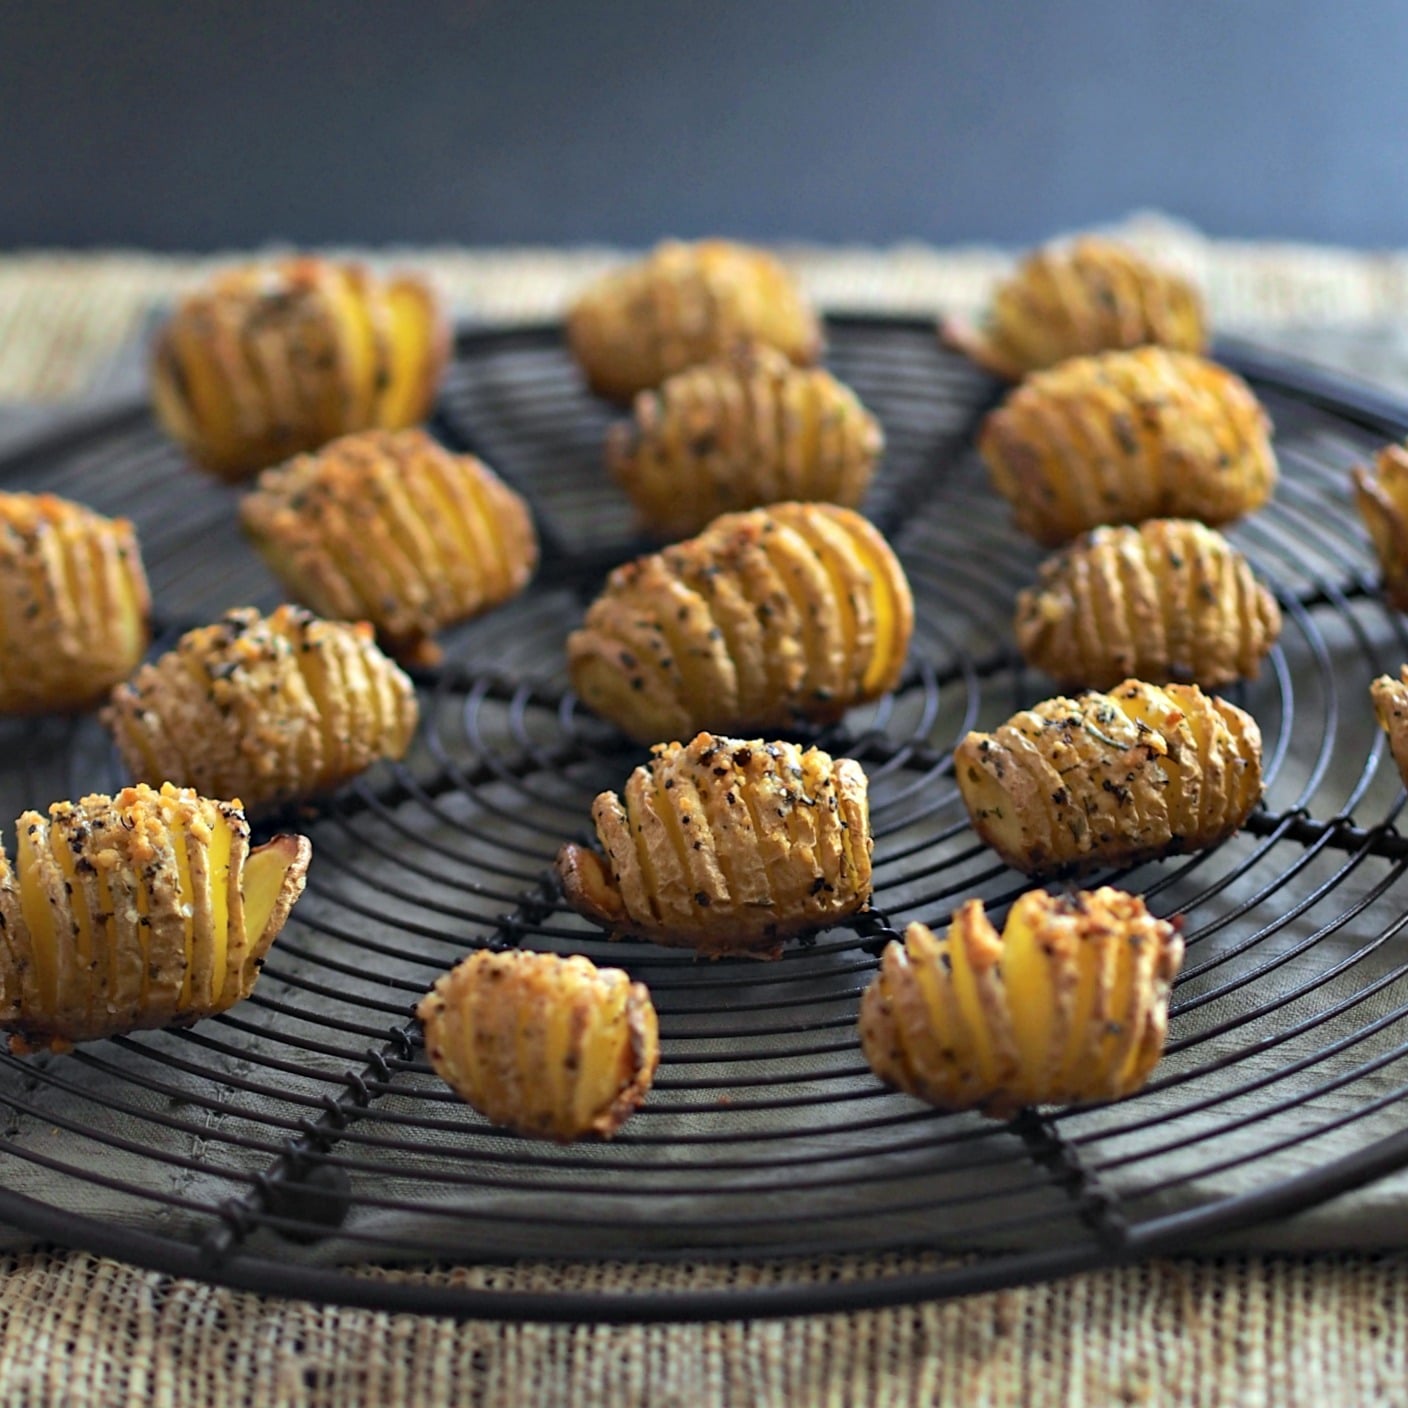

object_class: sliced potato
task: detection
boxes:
[0,783,310,1052]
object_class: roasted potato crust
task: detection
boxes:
[568,502,913,743]
[1015,519,1282,690]
[104,605,418,814]
[980,347,1277,546]
[942,237,1207,380]
[1370,666,1408,787]
[150,257,449,480]
[608,342,883,538]
[955,679,1263,876]
[241,428,538,665]
[557,733,872,958]
[567,240,822,402]
[0,782,310,1052]
[0,493,151,716]
[1353,442,1408,612]
[417,949,659,1141]
[859,888,1182,1117]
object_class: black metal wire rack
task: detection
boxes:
[2,317,1408,1323]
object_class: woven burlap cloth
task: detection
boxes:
[4,214,1408,1405]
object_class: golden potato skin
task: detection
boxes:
[568,502,913,743]
[942,237,1207,380]
[1015,519,1282,690]
[567,240,822,402]
[417,949,659,1142]
[979,348,1277,546]
[1370,667,1408,787]
[0,493,151,716]
[607,343,883,538]
[1353,443,1408,611]
[557,733,871,958]
[241,429,538,665]
[151,257,450,480]
[0,782,311,1052]
[859,888,1183,1117]
[955,679,1262,876]
[104,605,418,815]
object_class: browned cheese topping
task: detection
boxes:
[104,605,418,814]
[859,887,1183,1116]
[568,501,912,743]
[979,347,1276,546]
[417,949,659,1142]
[955,678,1262,876]
[557,732,871,958]
[240,428,538,665]
[608,342,883,538]
[1015,518,1282,690]
[150,256,449,480]
[567,240,822,402]
[0,782,310,1052]
[0,492,151,715]
[942,237,1207,380]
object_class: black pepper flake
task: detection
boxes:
[694,892,711,907]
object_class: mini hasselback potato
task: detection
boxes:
[150,257,449,480]
[1015,519,1282,690]
[955,679,1262,876]
[0,492,151,715]
[858,888,1183,1117]
[941,237,1207,380]
[557,733,872,958]
[979,347,1277,546]
[1353,442,1408,611]
[0,782,310,1052]
[607,342,884,538]
[417,949,659,1142]
[104,605,418,814]
[241,428,538,665]
[1370,667,1408,787]
[568,502,913,743]
[567,240,822,402]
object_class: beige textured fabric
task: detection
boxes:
[4,223,1408,1403]
[0,1248,1405,1406]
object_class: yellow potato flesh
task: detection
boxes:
[168,812,197,1010]
[16,827,56,1013]
[241,841,296,946]
[999,898,1057,1085]
[380,283,432,426]
[945,917,997,1090]
[207,812,233,1005]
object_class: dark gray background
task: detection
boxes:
[3,0,1405,251]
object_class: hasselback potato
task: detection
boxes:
[941,237,1207,380]
[567,240,822,402]
[557,733,872,957]
[417,949,659,1142]
[859,888,1183,1117]
[150,257,448,480]
[1015,519,1282,690]
[568,502,912,743]
[1371,667,1408,787]
[607,342,883,538]
[0,492,151,715]
[241,428,538,665]
[1353,442,1408,611]
[979,347,1277,546]
[955,679,1262,876]
[0,783,310,1052]
[104,605,418,814]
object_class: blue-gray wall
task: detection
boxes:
[4,0,1407,250]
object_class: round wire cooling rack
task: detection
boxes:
[2,319,1408,1322]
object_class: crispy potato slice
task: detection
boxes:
[558,733,871,958]
[0,784,310,1053]
[860,888,1182,1116]
[418,949,659,1142]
